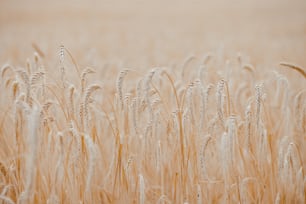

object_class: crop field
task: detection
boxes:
[0,0,305,203]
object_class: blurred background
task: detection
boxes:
[0,0,305,68]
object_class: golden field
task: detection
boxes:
[0,0,305,203]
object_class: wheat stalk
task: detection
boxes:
[280,62,306,78]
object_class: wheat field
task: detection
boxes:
[0,0,305,203]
